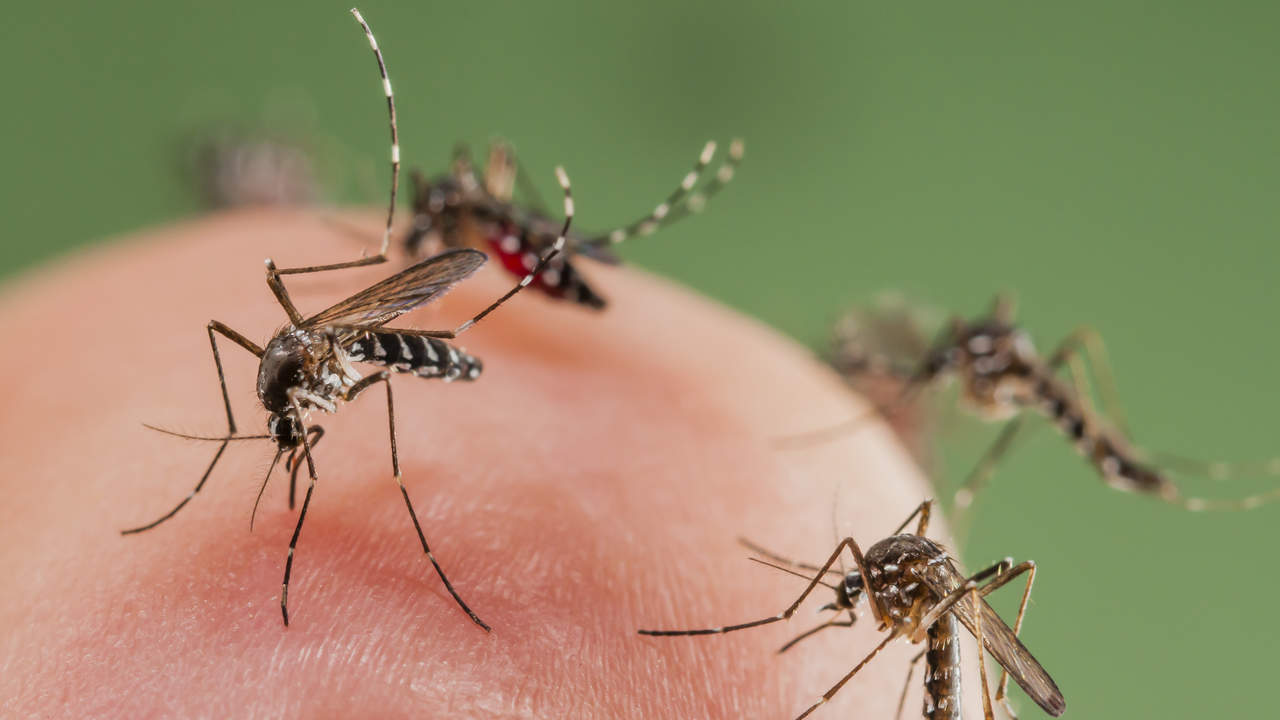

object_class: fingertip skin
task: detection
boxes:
[0,209,954,718]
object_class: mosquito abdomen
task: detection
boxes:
[923,613,962,720]
[348,331,482,382]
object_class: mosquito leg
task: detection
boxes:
[273,9,399,277]
[121,321,263,535]
[279,397,322,627]
[582,140,720,248]
[345,371,490,631]
[894,650,927,720]
[952,417,1027,536]
[794,633,897,720]
[286,426,325,510]
[984,560,1037,718]
[777,616,855,654]
[891,498,934,537]
[912,558,1013,638]
[1045,326,1128,436]
[973,587,996,720]
[638,536,874,636]
[451,141,480,192]
[482,140,520,204]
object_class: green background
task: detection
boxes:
[4,2,1277,716]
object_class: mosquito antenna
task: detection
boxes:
[250,448,286,531]
[142,423,272,442]
[747,557,838,591]
[350,7,399,258]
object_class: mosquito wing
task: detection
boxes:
[920,560,1066,717]
[303,248,486,329]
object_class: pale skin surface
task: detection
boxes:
[0,209,974,718]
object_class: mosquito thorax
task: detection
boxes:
[864,535,947,631]
[256,330,310,414]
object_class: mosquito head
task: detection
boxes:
[916,320,966,384]
[823,570,864,612]
[267,412,303,450]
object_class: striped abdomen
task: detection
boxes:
[346,331,481,382]
[923,613,962,720]
[1028,371,1174,499]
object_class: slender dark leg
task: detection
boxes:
[894,650,927,720]
[794,633,897,719]
[122,321,263,535]
[345,371,490,631]
[777,616,855,654]
[280,397,320,627]
[286,426,325,510]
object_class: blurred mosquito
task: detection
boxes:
[638,499,1066,719]
[400,136,744,309]
[122,8,576,628]
[780,294,1280,517]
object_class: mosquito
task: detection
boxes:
[780,294,1280,517]
[638,500,1066,719]
[400,135,744,309]
[121,8,576,629]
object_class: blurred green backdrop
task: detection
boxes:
[3,2,1277,717]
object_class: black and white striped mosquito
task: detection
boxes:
[122,8,575,629]
[638,500,1066,719]
[401,136,744,309]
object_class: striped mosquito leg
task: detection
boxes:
[589,141,718,247]
[438,166,575,337]
[274,8,399,276]
[666,137,745,222]
[638,537,866,637]
[122,321,265,535]
[345,371,490,631]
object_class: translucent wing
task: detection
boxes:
[920,559,1066,716]
[303,248,485,329]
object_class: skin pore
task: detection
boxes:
[0,209,962,718]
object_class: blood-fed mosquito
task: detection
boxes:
[402,136,743,309]
[122,8,575,629]
[638,500,1066,719]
